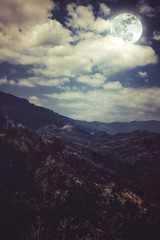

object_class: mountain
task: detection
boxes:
[1,90,160,134]
[0,91,74,130]
[76,119,160,134]
[0,127,159,240]
[0,91,160,240]
[36,123,96,145]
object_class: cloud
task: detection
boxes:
[137,0,160,17]
[43,91,85,101]
[66,3,94,29]
[0,76,16,85]
[44,84,160,122]
[77,73,106,87]
[0,76,7,85]
[29,96,41,105]
[28,96,47,107]
[29,20,72,47]
[103,81,123,90]
[0,0,55,29]
[0,0,160,124]
[153,31,160,41]
[0,0,59,65]
[66,3,111,33]
[39,77,70,87]
[17,77,37,87]
[17,77,70,87]
[0,0,158,81]
[27,35,158,81]
[137,71,149,82]
[99,3,111,18]
[8,80,16,85]
[138,71,148,78]
[82,36,158,76]
[0,18,72,65]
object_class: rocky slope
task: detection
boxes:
[0,128,159,240]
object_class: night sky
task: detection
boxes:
[0,0,160,122]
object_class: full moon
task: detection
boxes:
[111,13,143,44]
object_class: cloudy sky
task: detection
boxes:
[0,0,160,122]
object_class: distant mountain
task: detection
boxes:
[1,90,160,134]
[76,120,160,134]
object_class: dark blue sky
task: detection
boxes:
[0,0,160,122]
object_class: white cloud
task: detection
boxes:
[77,73,106,87]
[44,84,160,122]
[0,0,158,82]
[28,96,47,107]
[17,77,70,87]
[138,71,148,78]
[66,3,111,33]
[81,36,158,76]
[18,77,37,87]
[153,31,160,41]
[0,76,7,85]
[0,18,72,65]
[137,0,160,17]
[99,3,111,18]
[39,78,70,87]
[8,80,16,85]
[43,91,85,100]
[28,20,72,47]
[27,35,158,81]
[66,3,94,30]
[0,0,55,29]
[29,96,40,103]
[0,0,160,124]
[0,76,16,85]
[103,81,122,90]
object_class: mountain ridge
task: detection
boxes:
[0,90,160,240]
[0,126,160,240]
[0,90,74,130]
[1,90,160,134]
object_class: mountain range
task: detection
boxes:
[0,126,160,240]
[0,90,160,240]
[0,90,160,135]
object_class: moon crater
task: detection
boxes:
[111,13,143,44]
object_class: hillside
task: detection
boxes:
[1,90,160,134]
[0,128,160,240]
[0,91,74,130]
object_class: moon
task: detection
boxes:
[111,13,143,44]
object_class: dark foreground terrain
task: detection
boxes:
[0,127,160,240]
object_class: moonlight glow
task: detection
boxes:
[111,13,143,44]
